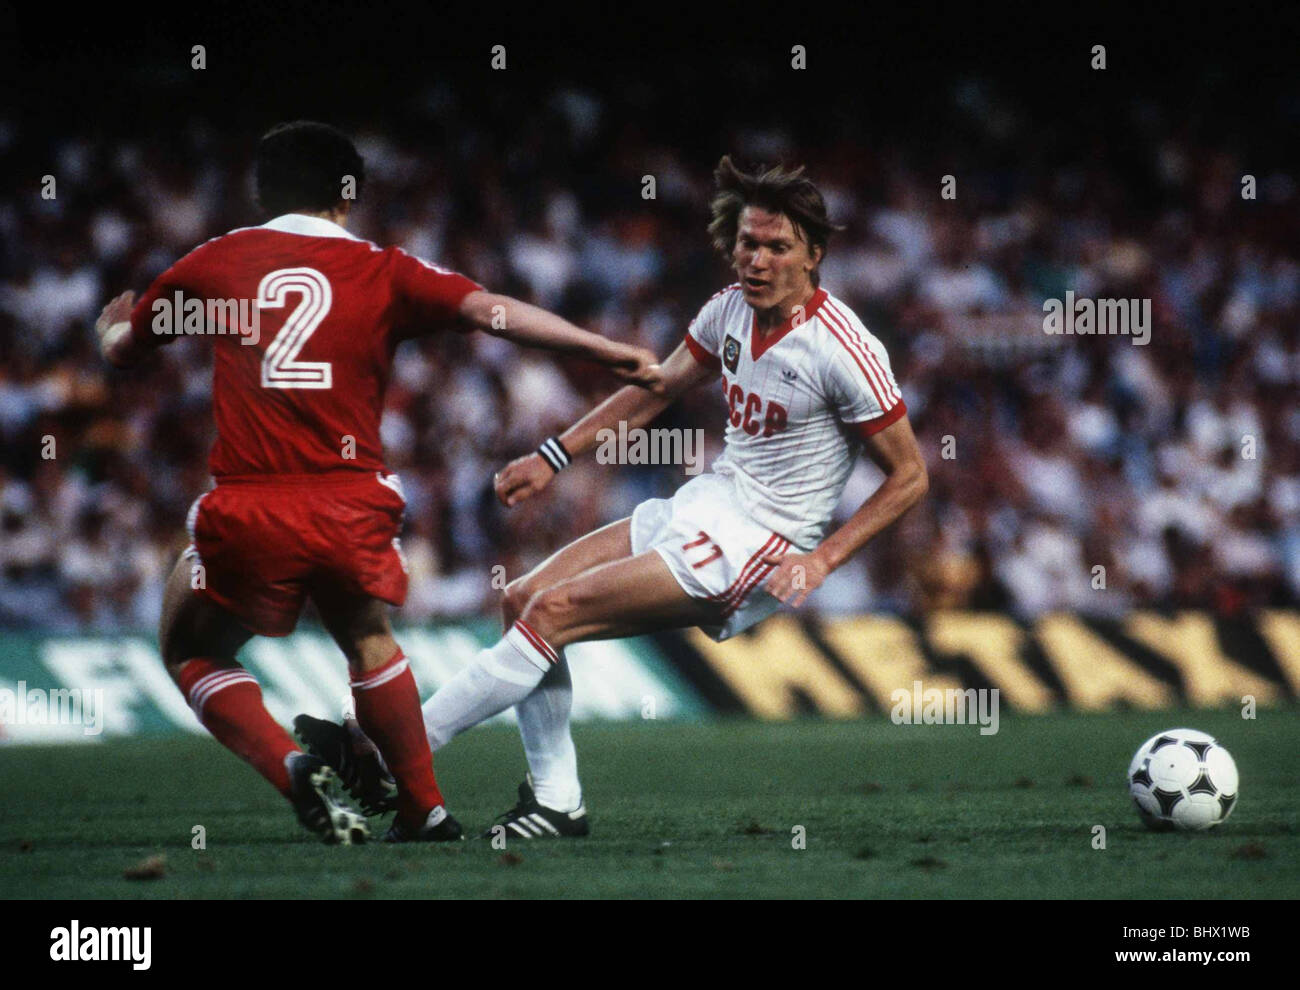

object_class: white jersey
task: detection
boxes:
[683,283,906,550]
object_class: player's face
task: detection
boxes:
[733,206,822,314]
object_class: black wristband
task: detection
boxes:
[537,435,572,474]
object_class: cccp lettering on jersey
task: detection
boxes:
[722,377,788,437]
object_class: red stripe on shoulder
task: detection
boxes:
[820,302,897,409]
[822,320,887,409]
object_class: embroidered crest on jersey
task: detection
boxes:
[723,335,741,372]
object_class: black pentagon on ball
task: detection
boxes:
[1153,787,1182,817]
[1149,735,1179,752]
[1130,765,1153,788]
[1219,793,1237,816]
[1187,771,1218,796]
[1184,740,1211,760]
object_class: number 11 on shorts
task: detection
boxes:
[681,531,722,569]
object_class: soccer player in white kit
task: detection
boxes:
[297,155,929,838]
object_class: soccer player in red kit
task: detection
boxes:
[94,121,662,844]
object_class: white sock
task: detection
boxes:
[422,621,556,751]
[516,651,582,812]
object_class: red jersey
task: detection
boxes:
[129,213,482,479]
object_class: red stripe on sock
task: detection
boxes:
[349,646,408,689]
[350,650,445,829]
[177,658,298,797]
[514,620,558,665]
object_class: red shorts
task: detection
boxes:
[186,472,409,637]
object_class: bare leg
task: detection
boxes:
[499,518,637,628]
[419,523,713,761]
[312,591,405,674]
[517,546,713,648]
[159,552,253,674]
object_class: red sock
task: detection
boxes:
[350,649,445,827]
[177,658,300,797]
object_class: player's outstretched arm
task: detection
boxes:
[494,338,716,507]
[95,290,145,368]
[764,414,929,607]
[458,291,663,391]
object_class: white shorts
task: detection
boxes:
[630,473,794,641]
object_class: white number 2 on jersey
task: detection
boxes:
[258,267,333,389]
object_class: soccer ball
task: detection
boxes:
[1127,728,1238,831]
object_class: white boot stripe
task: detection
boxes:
[531,814,561,835]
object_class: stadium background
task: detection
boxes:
[2,5,1298,743]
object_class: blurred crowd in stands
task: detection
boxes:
[2,76,1297,633]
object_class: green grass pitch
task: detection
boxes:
[1,709,1296,899]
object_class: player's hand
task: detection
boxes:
[494,452,556,507]
[95,290,135,343]
[762,549,831,608]
[606,344,666,394]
